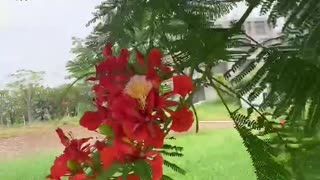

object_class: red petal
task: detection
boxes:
[80,111,102,131]
[144,124,165,148]
[122,120,149,142]
[100,146,117,170]
[110,94,142,120]
[113,137,135,157]
[146,69,160,82]
[136,50,145,65]
[96,61,108,75]
[164,100,179,107]
[99,77,124,95]
[170,106,194,132]
[117,174,140,180]
[119,48,130,64]
[147,49,162,67]
[146,90,156,114]
[56,128,70,146]
[95,141,107,151]
[147,152,163,180]
[102,42,113,57]
[173,75,193,97]
[50,154,70,178]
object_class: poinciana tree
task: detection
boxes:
[61,0,320,179]
[48,44,195,180]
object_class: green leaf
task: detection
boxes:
[97,163,121,180]
[67,160,81,173]
[91,151,102,174]
[163,160,186,175]
[131,63,147,75]
[121,165,132,180]
[161,144,183,152]
[157,150,183,157]
[99,124,114,137]
[133,160,152,180]
[161,174,175,180]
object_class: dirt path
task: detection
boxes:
[0,121,234,161]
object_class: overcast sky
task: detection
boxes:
[0,0,102,88]
[0,1,278,89]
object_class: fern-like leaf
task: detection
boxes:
[163,160,186,175]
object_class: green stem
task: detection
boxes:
[191,104,199,133]
[208,78,232,114]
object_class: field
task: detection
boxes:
[0,101,234,139]
[0,129,256,180]
[195,101,238,121]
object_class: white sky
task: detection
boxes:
[0,1,281,88]
[0,0,102,88]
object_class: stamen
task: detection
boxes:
[124,75,152,109]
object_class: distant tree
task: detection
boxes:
[7,69,45,124]
[0,89,23,126]
[0,90,9,125]
[33,86,52,121]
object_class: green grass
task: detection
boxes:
[195,101,237,121]
[0,151,58,180]
[0,129,256,180]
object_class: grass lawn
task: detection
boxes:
[195,101,237,121]
[0,129,256,180]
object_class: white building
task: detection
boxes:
[192,4,282,104]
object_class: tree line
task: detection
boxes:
[0,69,93,126]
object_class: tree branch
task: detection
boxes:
[233,2,258,30]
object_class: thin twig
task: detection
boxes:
[211,76,267,120]
[208,78,232,114]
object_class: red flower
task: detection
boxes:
[48,154,70,179]
[147,49,162,68]
[146,152,163,180]
[173,75,193,97]
[122,121,165,148]
[80,111,102,131]
[100,146,118,170]
[101,139,163,180]
[56,128,70,146]
[95,44,132,96]
[169,106,194,132]
[100,137,140,169]
[134,49,168,89]
[56,129,91,162]
[49,44,194,180]
[135,50,145,65]
[110,89,165,148]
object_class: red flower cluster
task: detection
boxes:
[48,43,194,180]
